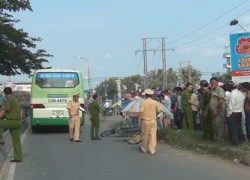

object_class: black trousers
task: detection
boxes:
[193,111,198,131]
[245,111,250,140]
[174,109,183,130]
[227,112,245,145]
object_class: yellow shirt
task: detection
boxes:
[66,100,80,115]
[140,98,162,121]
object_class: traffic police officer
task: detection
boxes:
[66,92,81,142]
[200,80,214,140]
[0,87,22,162]
[138,89,162,155]
[89,94,103,140]
[210,77,226,141]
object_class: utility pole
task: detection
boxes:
[134,83,140,91]
[116,79,122,106]
[143,38,148,88]
[179,61,182,86]
[104,77,107,100]
[135,37,173,90]
[162,37,167,89]
[188,61,191,83]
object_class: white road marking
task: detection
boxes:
[7,127,29,180]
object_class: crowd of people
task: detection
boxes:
[126,77,250,146]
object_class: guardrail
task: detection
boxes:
[0,116,30,170]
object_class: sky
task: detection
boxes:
[2,0,250,89]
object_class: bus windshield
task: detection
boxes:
[35,72,79,88]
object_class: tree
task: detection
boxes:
[121,74,143,92]
[217,72,232,84]
[180,65,202,87]
[0,0,52,76]
[95,78,117,101]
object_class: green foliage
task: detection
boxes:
[121,74,143,92]
[95,66,202,99]
[95,78,118,101]
[217,72,232,84]
[0,0,53,76]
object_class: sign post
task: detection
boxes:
[230,32,250,82]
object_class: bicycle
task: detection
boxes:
[100,120,140,137]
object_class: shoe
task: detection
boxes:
[0,140,5,146]
[95,137,102,140]
[70,138,73,141]
[10,160,22,163]
[139,147,146,153]
[74,140,81,142]
[150,152,156,155]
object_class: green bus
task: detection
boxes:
[30,69,85,132]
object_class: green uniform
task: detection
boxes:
[89,101,101,138]
[181,89,193,130]
[210,86,226,141]
[200,90,213,140]
[0,95,22,160]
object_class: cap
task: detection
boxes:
[73,92,80,97]
[144,89,154,95]
[0,96,7,102]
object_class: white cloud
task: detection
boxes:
[203,49,223,56]
[103,53,114,59]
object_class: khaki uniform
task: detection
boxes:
[210,86,226,140]
[66,100,80,140]
[139,98,161,154]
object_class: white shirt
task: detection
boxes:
[227,89,245,117]
[163,95,171,110]
[225,91,231,112]
[191,93,198,111]
[104,102,110,108]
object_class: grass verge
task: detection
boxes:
[157,128,250,161]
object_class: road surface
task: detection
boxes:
[1,115,250,180]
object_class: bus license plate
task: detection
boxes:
[52,111,64,116]
[48,99,67,103]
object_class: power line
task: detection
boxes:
[171,9,250,49]
[167,0,248,45]
[174,23,250,50]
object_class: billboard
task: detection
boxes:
[230,32,250,82]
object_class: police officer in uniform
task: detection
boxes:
[0,87,22,162]
[181,83,199,130]
[66,92,81,142]
[200,80,214,140]
[210,77,226,141]
[138,89,162,155]
[89,94,103,140]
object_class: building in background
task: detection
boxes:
[223,45,231,73]
[0,81,31,93]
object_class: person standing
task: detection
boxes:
[138,89,162,155]
[174,87,183,130]
[241,82,250,141]
[0,87,22,162]
[181,83,199,130]
[89,94,103,140]
[226,80,245,145]
[210,77,226,141]
[200,80,213,140]
[191,90,199,131]
[66,93,81,142]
